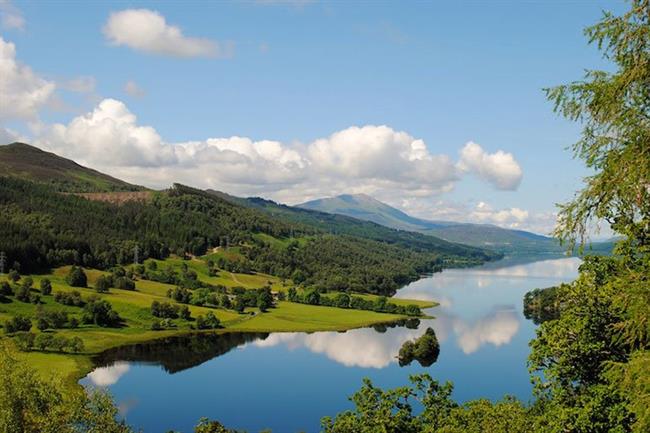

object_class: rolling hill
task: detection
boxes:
[0,142,144,192]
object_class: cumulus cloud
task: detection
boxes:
[472,201,528,225]
[458,141,523,190]
[0,0,24,31]
[103,9,231,58]
[35,98,308,189]
[0,36,55,119]
[33,99,467,199]
[124,80,145,98]
[308,125,458,195]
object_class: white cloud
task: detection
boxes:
[0,0,24,31]
[33,98,528,213]
[37,99,176,167]
[458,141,523,190]
[0,37,55,120]
[124,80,145,98]
[472,201,528,225]
[103,9,231,58]
[307,125,458,194]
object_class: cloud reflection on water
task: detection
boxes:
[86,361,130,386]
[251,305,521,368]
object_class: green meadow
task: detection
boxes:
[0,254,435,386]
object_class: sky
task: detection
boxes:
[0,0,626,236]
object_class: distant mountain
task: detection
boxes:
[207,190,499,262]
[299,194,565,254]
[0,142,144,192]
[298,193,452,231]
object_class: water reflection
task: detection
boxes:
[80,257,581,433]
[247,303,520,370]
[87,362,130,386]
[453,307,519,354]
[91,332,269,375]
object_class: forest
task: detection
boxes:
[0,178,488,295]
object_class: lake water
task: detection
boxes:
[80,256,581,433]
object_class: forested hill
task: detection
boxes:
[208,190,496,260]
[0,143,498,295]
[0,142,144,192]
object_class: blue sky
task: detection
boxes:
[0,0,625,235]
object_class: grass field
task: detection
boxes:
[0,255,436,386]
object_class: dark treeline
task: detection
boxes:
[287,287,422,316]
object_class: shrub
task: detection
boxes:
[54,290,84,307]
[65,266,87,287]
[4,315,32,334]
[40,279,52,295]
[196,312,220,329]
[0,281,13,297]
[95,275,112,293]
[151,300,179,319]
[83,297,121,327]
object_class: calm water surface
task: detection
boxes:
[80,256,580,433]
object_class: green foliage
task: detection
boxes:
[0,348,131,432]
[523,285,561,324]
[151,300,181,319]
[65,266,87,288]
[53,290,84,307]
[195,312,221,330]
[82,296,121,327]
[39,278,52,295]
[321,374,532,433]
[95,275,111,293]
[35,307,70,330]
[398,327,440,367]
[545,0,650,250]
[3,315,31,334]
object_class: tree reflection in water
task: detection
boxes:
[92,332,269,374]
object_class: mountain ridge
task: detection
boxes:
[298,193,563,254]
